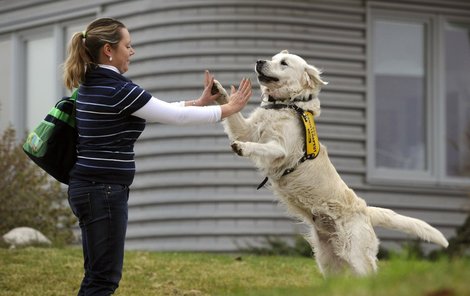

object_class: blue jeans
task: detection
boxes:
[68,179,129,296]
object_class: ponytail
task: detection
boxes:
[63,17,126,90]
[63,32,90,90]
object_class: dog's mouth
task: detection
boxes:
[257,73,279,83]
[256,62,279,83]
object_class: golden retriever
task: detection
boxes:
[212,50,448,276]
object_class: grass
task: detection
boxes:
[0,247,468,296]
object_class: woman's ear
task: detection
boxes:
[103,43,112,59]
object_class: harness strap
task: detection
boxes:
[256,103,320,190]
[267,94,313,102]
[257,177,269,190]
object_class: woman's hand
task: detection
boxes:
[194,70,221,106]
[220,78,252,119]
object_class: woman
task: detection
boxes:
[63,17,251,295]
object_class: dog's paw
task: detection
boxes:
[231,141,244,156]
[210,82,220,95]
[212,80,229,105]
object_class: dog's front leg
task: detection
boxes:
[212,80,253,142]
[231,140,286,162]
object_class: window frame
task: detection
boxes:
[437,15,470,186]
[0,37,13,131]
[367,8,470,187]
[22,27,58,132]
[6,16,94,135]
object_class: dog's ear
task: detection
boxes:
[304,64,328,88]
[280,49,289,54]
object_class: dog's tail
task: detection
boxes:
[366,206,449,248]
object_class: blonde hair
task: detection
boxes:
[63,18,126,90]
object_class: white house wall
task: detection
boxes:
[0,0,468,252]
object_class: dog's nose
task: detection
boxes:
[256,60,266,72]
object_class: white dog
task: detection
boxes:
[212,50,448,276]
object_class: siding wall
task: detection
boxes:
[0,0,468,251]
[116,0,371,251]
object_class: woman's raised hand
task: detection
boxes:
[196,70,221,106]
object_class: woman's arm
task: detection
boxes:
[132,78,251,124]
[132,96,221,124]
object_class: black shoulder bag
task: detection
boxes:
[22,90,78,184]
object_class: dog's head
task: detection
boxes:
[255,50,327,102]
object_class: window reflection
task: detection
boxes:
[0,39,12,130]
[373,21,427,171]
[26,36,55,131]
[445,23,470,177]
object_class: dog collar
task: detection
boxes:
[267,94,313,103]
[257,103,320,189]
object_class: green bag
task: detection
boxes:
[23,90,78,184]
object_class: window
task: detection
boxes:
[368,11,470,186]
[0,17,93,134]
[373,20,428,172]
[444,22,470,178]
[25,33,56,131]
[0,38,12,130]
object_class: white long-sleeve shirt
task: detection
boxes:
[100,65,222,124]
[132,96,221,124]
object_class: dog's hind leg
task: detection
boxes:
[335,215,379,276]
[306,227,347,277]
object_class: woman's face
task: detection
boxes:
[109,28,135,74]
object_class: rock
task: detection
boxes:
[2,227,52,248]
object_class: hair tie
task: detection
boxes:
[82,31,87,39]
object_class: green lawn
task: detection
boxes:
[0,247,468,296]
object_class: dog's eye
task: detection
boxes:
[280,60,288,66]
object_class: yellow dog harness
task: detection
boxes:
[257,103,320,189]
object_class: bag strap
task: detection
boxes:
[70,89,78,101]
[48,89,78,128]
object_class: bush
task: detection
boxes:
[240,235,313,257]
[0,126,76,246]
[445,214,470,258]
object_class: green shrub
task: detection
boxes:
[445,214,470,258]
[240,235,313,257]
[0,126,76,246]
